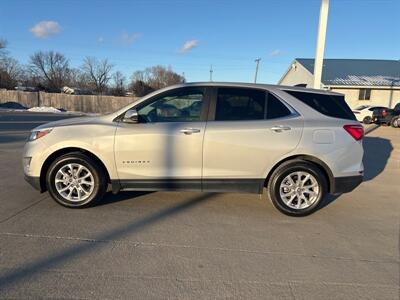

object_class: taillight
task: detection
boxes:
[343,124,364,141]
[382,109,388,117]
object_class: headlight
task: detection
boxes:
[28,129,52,142]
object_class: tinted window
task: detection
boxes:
[215,88,265,121]
[267,93,291,119]
[137,89,203,123]
[285,90,356,120]
[368,106,384,111]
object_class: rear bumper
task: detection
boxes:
[331,175,363,194]
[372,116,389,124]
[24,175,41,191]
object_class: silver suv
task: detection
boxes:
[23,83,364,216]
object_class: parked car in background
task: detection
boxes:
[352,105,387,124]
[14,86,38,92]
[62,86,93,95]
[372,103,400,126]
[23,83,364,217]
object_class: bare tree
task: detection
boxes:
[0,56,23,89]
[130,79,154,97]
[146,65,185,90]
[0,39,7,56]
[0,40,24,89]
[82,57,113,94]
[30,51,70,91]
[110,71,126,96]
[129,66,185,96]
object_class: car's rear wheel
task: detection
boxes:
[46,152,107,208]
[391,117,399,128]
[268,160,327,216]
[362,116,372,124]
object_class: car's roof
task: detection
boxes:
[168,82,343,96]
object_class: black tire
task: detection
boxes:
[390,117,399,128]
[46,152,107,208]
[268,160,328,217]
[362,116,372,124]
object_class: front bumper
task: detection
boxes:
[24,175,41,191]
[331,175,363,194]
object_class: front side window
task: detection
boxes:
[359,89,371,100]
[215,88,265,121]
[137,89,203,123]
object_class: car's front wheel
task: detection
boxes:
[268,160,327,216]
[46,152,107,208]
[362,116,372,124]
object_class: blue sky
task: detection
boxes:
[0,0,399,83]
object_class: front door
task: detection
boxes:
[114,87,208,190]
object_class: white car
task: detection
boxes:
[23,83,364,216]
[352,105,387,124]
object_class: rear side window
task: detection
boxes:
[267,93,292,119]
[215,88,265,121]
[285,90,356,120]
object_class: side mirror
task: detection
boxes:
[123,109,138,123]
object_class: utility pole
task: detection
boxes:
[254,58,261,83]
[209,65,213,81]
[313,0,329,89]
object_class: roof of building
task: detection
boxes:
[296,58,400,87]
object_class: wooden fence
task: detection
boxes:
[0,89,139,114]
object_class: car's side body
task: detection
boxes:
[23,82,364,214]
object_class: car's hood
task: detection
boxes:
[33,116,104,131]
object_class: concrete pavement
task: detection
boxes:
[0,112,399,299]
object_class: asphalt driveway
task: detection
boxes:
[0,112,399,299]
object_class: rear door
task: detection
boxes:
[202,87,303,193]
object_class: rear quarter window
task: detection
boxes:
[284,90,356,120]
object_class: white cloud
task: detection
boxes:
[30,21,61,38]
[118,32,141,45]
[269,49,282,57]
[178,39,199,54]
[97,36,104,43]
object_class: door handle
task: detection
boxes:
[180,128,201,135]
[270,125,291,132]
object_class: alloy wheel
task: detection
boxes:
[54,163,95,202]
[279,171,320,210]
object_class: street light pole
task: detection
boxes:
[209,65,213,81]
[254,58,261,83]
[313,0,329,89]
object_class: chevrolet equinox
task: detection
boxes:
[23,83,364,216]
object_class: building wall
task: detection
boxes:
[329,87,400,109]
[0,89,139,113]
[278,61,314,87]
[279,60,400,109]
